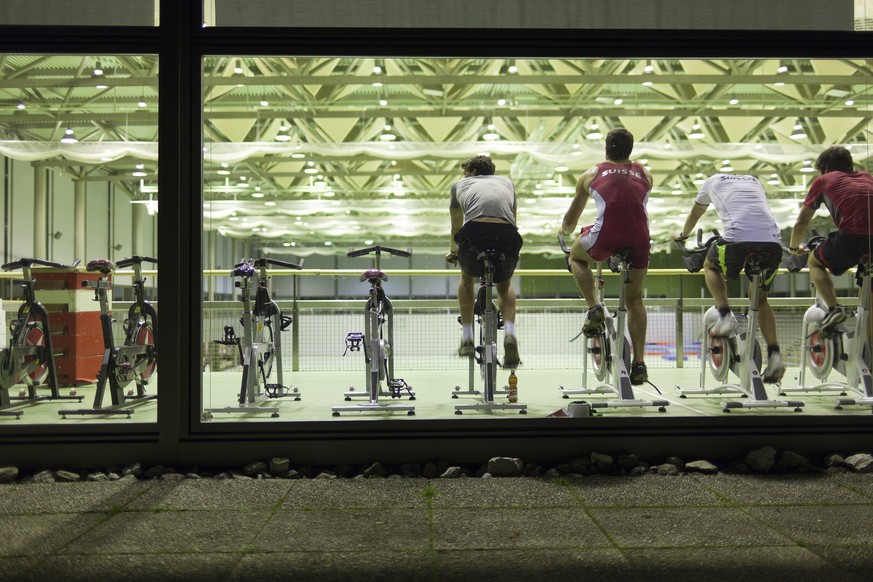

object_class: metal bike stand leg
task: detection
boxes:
[454,255,526,415]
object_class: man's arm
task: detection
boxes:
[560,167,596,235]
[673,203,707,241]
[449,206,464,252]
[789,204,816,253]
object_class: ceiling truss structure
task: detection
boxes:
[1,55,871,255]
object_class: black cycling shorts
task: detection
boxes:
[813,231,873,276]
[706,240,782,290]
[455,221,523,283]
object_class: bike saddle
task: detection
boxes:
[86,259,116,274]
[607,248,634,273]
[476,249,505,264]
[743,251,773,276]
[361,268,387,283]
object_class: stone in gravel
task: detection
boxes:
[87,472,109,482]
[522,462,543,477]
[400,463,422,476]
[185,473,201,479]
[824,453,845,468]
[628,466,648,477]
[545,468,561,478]
[243,461,267,476]
[590,452,613,472]
[557,458,590,475]
[335,464,355,478]
[269,458,290,476]
[118,474,138,482]
[32,470,56,483]
[685,460,718,474]
[230,472,252,480]
[440,466,463,478]
[144,465,167,479]
[0,466,19,483]
[664,456,685,471]
[55,470,81,482]
[776,450,811,472]
[315,471,337,479]
[122,462,142,478]
[280,470,301,479]
[160,473,185,481]
[656,463,680,476]
[423,463,440,479]
[843,453,873,473]
[362,462,387,478]
[745,446,777,473]
[617,454,639,473]
[487,457,523,477]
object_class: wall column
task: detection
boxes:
[132,203,146,256]
[73,179,85,262]
[33,166,47,258]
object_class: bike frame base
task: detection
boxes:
[202,403,280,419]
[453,401,527,415]
[331,402,415,416]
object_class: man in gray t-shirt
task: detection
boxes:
[446,155,523,368]
[672,173,785,383]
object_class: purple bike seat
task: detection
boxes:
[360,268,387,282]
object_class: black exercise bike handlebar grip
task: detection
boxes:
[116,256,158,268]
[347,245,412,258]
[2,257,80,271]
[254,257,304,270]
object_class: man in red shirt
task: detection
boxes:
[559,128,652,385]
[789,146,873,339]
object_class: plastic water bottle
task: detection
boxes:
[507,372,518,403]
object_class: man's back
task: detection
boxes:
[804,171,873,235]
[450,174,516,226]
[586,161,650,239]
[697,174,781,243]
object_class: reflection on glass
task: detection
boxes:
[200,57,870,422]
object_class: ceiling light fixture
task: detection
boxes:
[16,101,25,110]
[275,122,292,142]
[585,124,603,140]
[60,127,78,144]
[688,122,705,140]
[93,61,104,76]
[720,160,734,172]
[767,173,780,185]
[790,120,807,140]
[132,164,147,177]
[481,122,500,142]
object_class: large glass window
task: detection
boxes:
[0,0,158,26]
[200,56,871,423]
[0,54,159,424]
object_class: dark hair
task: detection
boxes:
[461,155,496,176]
[605,128,634,161]
[815,146,854,174]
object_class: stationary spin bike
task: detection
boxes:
[453,248,527,415]
[0,257,83,419]
[558,235,668,412]
[203,257,302,420]
[674,230,803,412]
[780,235,873,410]
[333,245,415,416]
[59,256,158,418]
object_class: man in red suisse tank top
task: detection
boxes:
[560,128,653,385]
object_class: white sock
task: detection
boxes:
[462,324,473,342]
[504,321,515,337]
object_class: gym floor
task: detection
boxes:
[5,364,873,425]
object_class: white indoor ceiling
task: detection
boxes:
[2,55,871,255]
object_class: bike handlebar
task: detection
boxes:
[116,256,158,269]
[2,257,81,272]
[557,234,571,255]
[347,245,412,259]
[253,257,304,270]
